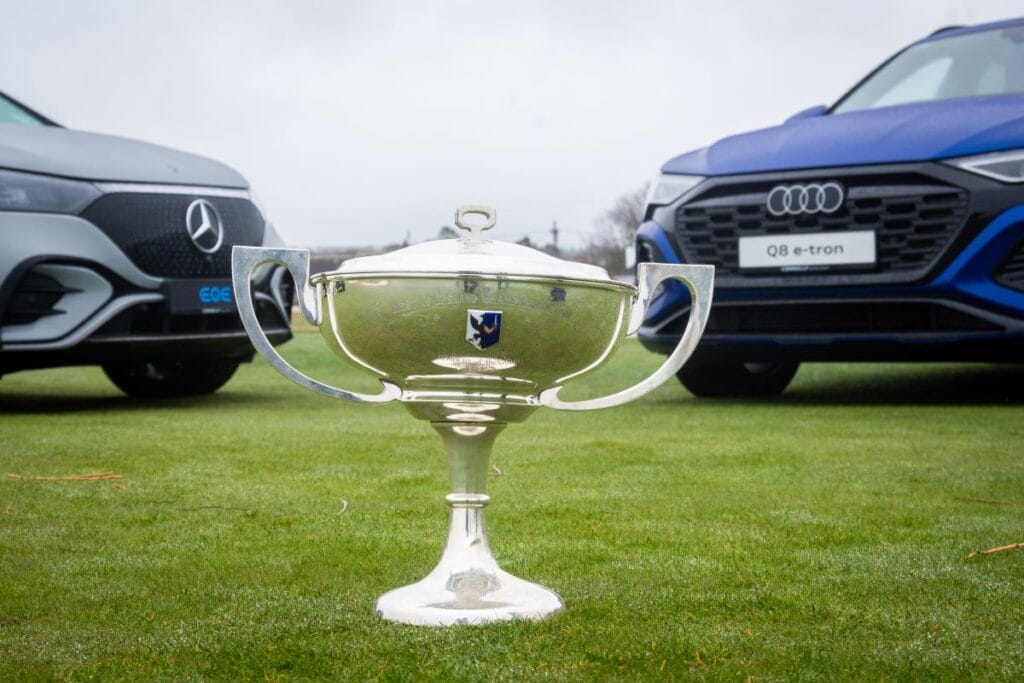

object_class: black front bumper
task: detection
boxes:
[1,327,291,374]
[0,266,293,374]
[639,294,1024,362]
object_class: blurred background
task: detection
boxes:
[1,0,1020,258]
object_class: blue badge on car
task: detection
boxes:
[466,310,502,350]
[199,285,233,305]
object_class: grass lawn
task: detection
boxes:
[1,331,1023,680]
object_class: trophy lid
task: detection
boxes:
[329,206,621,284]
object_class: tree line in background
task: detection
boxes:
[581,181,649,274]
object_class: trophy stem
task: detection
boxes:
[374,422,563,626]
[438,422,501,497]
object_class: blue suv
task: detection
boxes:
[637,18,1024,397]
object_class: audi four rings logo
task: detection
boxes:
[185,199,224,254]
[766,182,845,216]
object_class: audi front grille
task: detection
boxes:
[672,170,970,286]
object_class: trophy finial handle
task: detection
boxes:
[231,246,401,404]
[454,206,497,239]
[537,263,714,411]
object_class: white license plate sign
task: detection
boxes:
[738,231,876,269]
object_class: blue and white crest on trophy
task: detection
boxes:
[466,309,502,350]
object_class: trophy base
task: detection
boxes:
[375,489,563,626]
[375,568,563,626]
[376,423,562,626]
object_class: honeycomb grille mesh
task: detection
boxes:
[81,193,264,277]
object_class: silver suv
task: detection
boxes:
[0,92,292,397]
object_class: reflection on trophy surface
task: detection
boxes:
[232,205,714,626]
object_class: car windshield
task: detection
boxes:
[0,93,47,126]
[832,25,1024,114]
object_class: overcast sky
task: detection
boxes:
[1,1,1021,248]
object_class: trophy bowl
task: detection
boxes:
[232,206,713,626]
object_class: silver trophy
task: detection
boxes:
[232,206,713,626]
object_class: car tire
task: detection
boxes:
[677,359,799,398]
[102,359,240,398]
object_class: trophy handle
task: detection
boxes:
[231,245,401,404]
[538,262,714,411]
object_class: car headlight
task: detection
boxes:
[947,149,1024,183]
[645,173,704,210]
[0,168,101,213]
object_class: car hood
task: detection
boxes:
[663,95,1024,176]
[0,124,248,187]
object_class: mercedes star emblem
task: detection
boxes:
[185,199,224,254]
